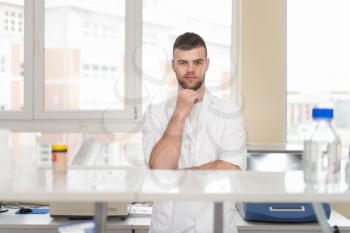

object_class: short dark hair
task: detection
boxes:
[173,32,207,57]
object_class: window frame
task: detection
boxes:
[0,0,142,132]
[34,0,142,121]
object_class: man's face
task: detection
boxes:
[172,47,209,90]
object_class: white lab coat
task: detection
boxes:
[143,89,247,233]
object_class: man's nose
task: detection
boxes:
[187,63,195,72]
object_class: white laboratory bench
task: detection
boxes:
[1,167,350,233]
[1,168,350,202]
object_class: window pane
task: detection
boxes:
[287,0,350,151]
[44,0,125,111]
[0,0,24,111]
[142,0,233,109]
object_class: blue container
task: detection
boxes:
[239,202,331,223]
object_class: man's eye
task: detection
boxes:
[195,61,203,65]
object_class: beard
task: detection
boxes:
[177,75,205,91]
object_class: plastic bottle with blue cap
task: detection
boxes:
[303,108,341,190]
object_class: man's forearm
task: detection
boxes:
[149,114,185,169]
[189,160,241,170]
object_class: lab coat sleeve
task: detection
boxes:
[142,105,164,168]
[218,107,247,170]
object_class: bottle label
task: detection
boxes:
[52,154,57,162]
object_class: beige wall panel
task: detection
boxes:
[240,0,286,143]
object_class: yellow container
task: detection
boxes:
[51,144,68,173]
[52,144,68,152]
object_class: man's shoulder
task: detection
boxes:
[207,92,240,115]
[145,97,175,113]
[144,96,177,124]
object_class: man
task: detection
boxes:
[143,32,247,233]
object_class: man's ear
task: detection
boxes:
[171,59,175,72]
[206,58,210,71]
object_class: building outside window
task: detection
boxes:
[0,1,24,112]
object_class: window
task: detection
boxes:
[44,0,125,111]
[0,2,24,112]
[287,0,350,153]
[0,0,238,133]
[40,0,138,123]
[0,0,141,130]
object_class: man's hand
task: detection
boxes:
[148,89,201,169]
[173,89,201,122]
[188,160,241,170]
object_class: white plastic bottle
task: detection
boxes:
[303,108,341,189]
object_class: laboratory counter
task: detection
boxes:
[1,167,350,233]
